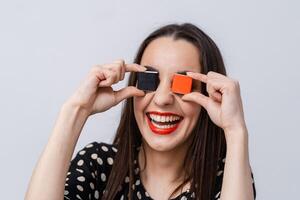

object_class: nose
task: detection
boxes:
[152,79,175,107]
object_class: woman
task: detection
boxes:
[25,23,256,200]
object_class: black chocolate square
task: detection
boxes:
[137,66,159,91]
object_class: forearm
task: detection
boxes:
[220,127,254,200]
[25,102,89,200]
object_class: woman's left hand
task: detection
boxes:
[182,71,247,137]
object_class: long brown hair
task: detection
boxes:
[103,23,227,200]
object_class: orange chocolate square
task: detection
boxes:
[171,74,192,94]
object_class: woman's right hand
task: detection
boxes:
[66,59,146,116]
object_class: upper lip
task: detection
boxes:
[146,111,183,118]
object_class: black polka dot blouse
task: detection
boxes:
[64,142,256,200]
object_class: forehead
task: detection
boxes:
[140,36,201,73]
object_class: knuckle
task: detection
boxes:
[207,71,216,77]
[111,63,122,71]
[114,59,125,64]
[207,79,212,86]
[91,65,100,71]
[90,66,101,74]
[229,80,239,90]
[116,64,122,70]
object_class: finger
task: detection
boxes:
[98,69,117,87]
[119,60,125,80]
[125,63,147,72]
[185,70,223,98]
[186,71,208,83]
[113,59,125,65]
[211,91,222,102]
[109,63,127,81]
[181,92,209,109]
[90,66,105,81]
[112,59,126,80]
[120,63,125,80]
[207,78,229,95]
[206,81,222,102]
[109,65,122,82]
[91,64,124,85]
[114,86,145,104]
[207,71,227,80]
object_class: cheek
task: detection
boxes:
[133,95,151,121]
[180,101,201,137]
[181,101,201,118]
[133,97,141,121]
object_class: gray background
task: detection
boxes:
[0,0,299,199]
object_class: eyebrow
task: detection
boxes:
[177,70,188,75]
[144,65,191,74]
[145,65,158,72]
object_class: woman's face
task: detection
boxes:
[133,36,202,152]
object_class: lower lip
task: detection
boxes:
[146,116,181,135]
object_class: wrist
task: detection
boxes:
[224,127,250,164]
[62,100,91,118]
[224,125,249,146]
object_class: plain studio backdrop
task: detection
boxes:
[0,0,299,199]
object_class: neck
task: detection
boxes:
[138,139,190,185]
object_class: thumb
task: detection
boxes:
[114,86,145,104]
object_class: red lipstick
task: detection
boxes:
[146,111,183,135]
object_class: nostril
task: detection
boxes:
[153,95,174,106]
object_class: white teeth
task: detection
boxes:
[152,122,177,129]
[166,116,170,122]
[149,114,181,123]
[171,116,175,121]
[157,116,161,122]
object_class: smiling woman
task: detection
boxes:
[134,37,202,153]
[25,23,256,200]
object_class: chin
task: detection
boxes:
[144,138,179,152]
[140,124,192,153]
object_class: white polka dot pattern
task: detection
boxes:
[63,141,256,200]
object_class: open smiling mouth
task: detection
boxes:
[146,111,184,135]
